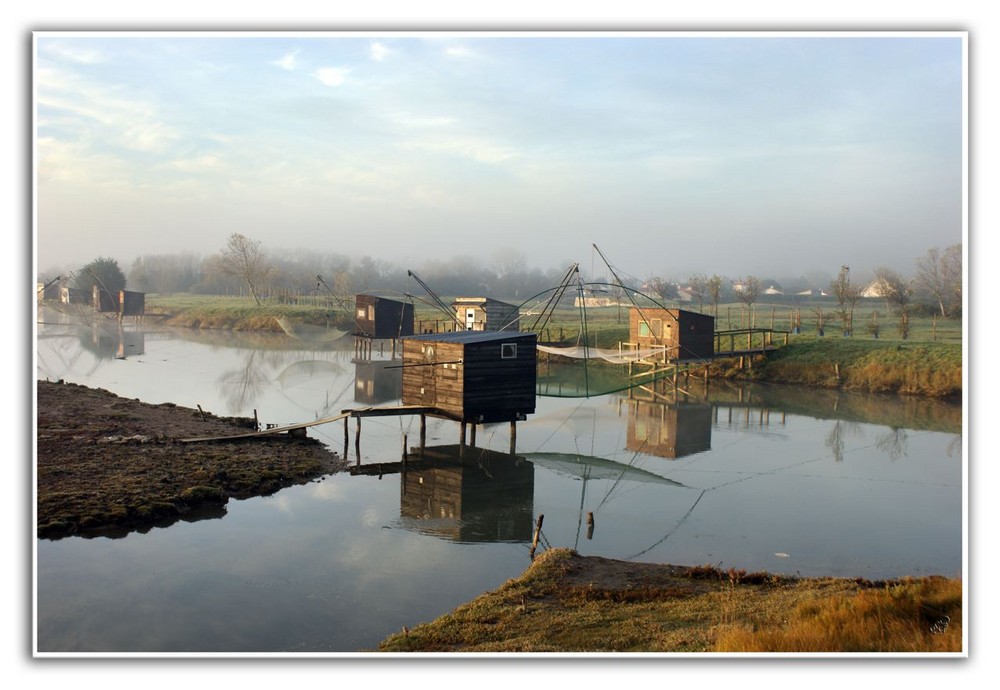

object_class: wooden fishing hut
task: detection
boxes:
[401,330,537,450]
[354,294,414,359]
[451,296,520,332]
[119,290,145,318]
[629,307,715,362]
[92,285,118,313]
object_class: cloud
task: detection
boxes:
[271,49,299,71]
[369,41,390,62]
[42,41,106,64]
[315,66,349,87]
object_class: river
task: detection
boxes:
[34,313,964,654]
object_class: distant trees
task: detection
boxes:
[830,265,861,336]
[73,257,126,303]
[645,276,679,303]
[128,252,202,295]
[874,267,914,339]
[215,233,273,305]
[914,244,962,318]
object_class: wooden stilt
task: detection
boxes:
[420,414,427,449]
[509,420,517,455]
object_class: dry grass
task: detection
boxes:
[377,549,963,654]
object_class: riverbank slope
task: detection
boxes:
[36,380,347,539]
[377,548,963,653]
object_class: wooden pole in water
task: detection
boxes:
[343,416,349,458]
[460,422,467,447]
[420,414,427,449]
[586,512,595,540]
[530,514,544,559]
[355,416,362,464]
[470,423,477,447]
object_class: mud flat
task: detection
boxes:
[36,380,347,539]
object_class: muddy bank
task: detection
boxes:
[36,380,347,539]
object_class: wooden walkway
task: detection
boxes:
[712,328,788,358]
[179,405,440,443]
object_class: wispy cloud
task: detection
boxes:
[315,66,349,87]
[41,41,107,64]
[369,41,390,62]
[271,49,299,71]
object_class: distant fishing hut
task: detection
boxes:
[401,330,536,451]
[354,294,414,359]
[92,285,118,313]
[451,296,520,332]
[629,307,715,362]
[119,290,145,318]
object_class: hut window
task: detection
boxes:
[357,307,366,319]
[368,305,375,320]
[501,343,517,359]
[652,319,663,337]
[639,322,650,337]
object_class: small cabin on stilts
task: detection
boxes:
[629,307,715,363]
[451,296,520,332]
[354,294,415,359]
[401,330,536,453]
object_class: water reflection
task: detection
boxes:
[34,319,964,652]
[393,444,535,543]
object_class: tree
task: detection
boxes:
[73,257,126,306]
[217,233,272,305]
[874,267,913,339]
[915,244,962,318]
[734,276,760,327]
[830,265,861,336]
[645,276,678,303]
[707,275,724,316]
[687,273,708,312]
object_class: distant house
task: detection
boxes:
[629,307,715,362]
[861,278,890,299]
[451,296,520,332]
[763,285,784,296]
[796,288,829,297]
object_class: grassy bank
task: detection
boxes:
[725,339,962,398]
[143,294,963,398]
[377,549,963,654]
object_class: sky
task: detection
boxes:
[33,31,965,284]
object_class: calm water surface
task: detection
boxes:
[34,315,964,653]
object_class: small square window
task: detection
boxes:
[501,343,517,359]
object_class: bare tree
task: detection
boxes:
[645,276,678,303]
[915,244,962,318]
[830,265,861,336]
[687,273,708,312]
[707,275,723,317]
[734,276,760,327]
[875,267,913,339]
[218,233,272,305]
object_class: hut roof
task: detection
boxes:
[403,331,533,345]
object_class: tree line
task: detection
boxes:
[48,235,962,338]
